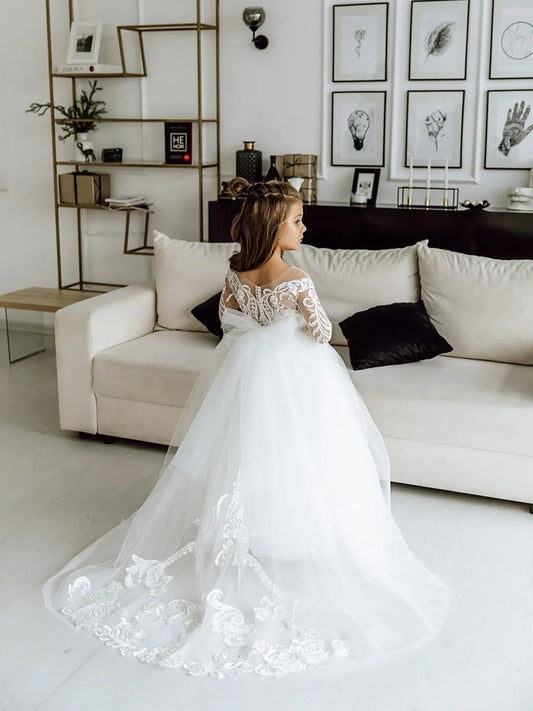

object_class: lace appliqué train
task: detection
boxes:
[59,478,349,678]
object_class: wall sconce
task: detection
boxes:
[242,7,269,50]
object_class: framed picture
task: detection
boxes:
[405,90,465,168]
[333,3,389,82]
[164,122,193,164]
[489,0,533,79]
[351,168,381,205]
[409,0,470,80]
[331,91,386,166]
[66,21,103,65]
[485,90,533,169]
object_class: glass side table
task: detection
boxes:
[0,287,97,363]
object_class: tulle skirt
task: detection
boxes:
[43,308,456,678]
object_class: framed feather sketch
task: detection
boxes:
[409,0,470,80]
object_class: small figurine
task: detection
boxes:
[76,141,96,163]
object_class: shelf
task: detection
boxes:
[53,73,145,78]
[118,23,217,31]
[58,202,153,212]
[54,117,218,123]
[57,161,218,169]
[45,0,220,289]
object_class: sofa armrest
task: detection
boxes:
[55,280,156,434]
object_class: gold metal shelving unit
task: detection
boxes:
[45,0,220,291]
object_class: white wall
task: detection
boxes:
[0,0,531,301]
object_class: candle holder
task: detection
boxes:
[397,186,459,210]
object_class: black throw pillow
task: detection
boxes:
[338,300,453,370]
[190,291,223,339]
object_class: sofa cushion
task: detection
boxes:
[93,330,217,408]
[417,240,533,365]
[285,243,420,345]
[335,349,533,458]
[191,291,223,339]
[339,301,452,370]
[153,232,237,331]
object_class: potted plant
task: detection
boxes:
[27,80,107,161]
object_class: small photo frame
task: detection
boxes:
[409,0,470,80]
[405,90,465,168]
[66,21,103,65]
[331,91,386,166]
[333,3,389,82]
[351,168,381,205]
[484,90,533,169]
[489,0,533,79]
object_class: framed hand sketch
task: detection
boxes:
[489,0,533,79]
[333,3,389,82]
[409,0,470,80]
[66,21,103,64]
[331,91,386,166]
[405,90,465,168]
[351,168,381,205]
[485,90,533,169]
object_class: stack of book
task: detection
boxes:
[105,196,152,210]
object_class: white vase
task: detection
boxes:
[75,133,96,163]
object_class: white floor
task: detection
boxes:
[1,330,532,711]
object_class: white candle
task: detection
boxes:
[444,159,449,191]
[425,159,431,203]
[408,156,413,203]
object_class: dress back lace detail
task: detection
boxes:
[219,266,332,344]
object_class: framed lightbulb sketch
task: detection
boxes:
[331,91,386,166]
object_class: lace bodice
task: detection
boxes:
[219,266,332,344]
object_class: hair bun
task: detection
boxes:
[227,176,251,197]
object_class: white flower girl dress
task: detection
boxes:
[43,265,456,679]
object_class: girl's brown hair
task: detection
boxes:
[226,177,302,272]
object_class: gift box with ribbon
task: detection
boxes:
[283,154,318,203]
[282,154,318,179]
[59,171,111,205]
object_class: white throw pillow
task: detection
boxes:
[153,231,237,331]
[417,240,533,364]
[286,243,420,345]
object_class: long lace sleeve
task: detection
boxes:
[296,276,332,344]
[218,274,239,321]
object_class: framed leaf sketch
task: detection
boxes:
[409,0,470,80]
[405,90,465,168]
[489,0,533,79]
[333,3,389,82]
[331,91,386,167]
[485,90,533,169]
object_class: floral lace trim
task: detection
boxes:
[59,477,349,678]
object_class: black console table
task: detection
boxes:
[208,201,533,259]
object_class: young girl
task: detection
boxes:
[43,178,455,679]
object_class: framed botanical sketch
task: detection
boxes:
[405,90,465,168]
[409,0,470,80]
[331,91,386,166]
[489,0,533,79]
[66,21,103,65]
[333,3,389,82]
[485,90,533,169]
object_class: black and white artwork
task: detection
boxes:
[409,0,469,80]
[490,0,533,79]
[66,21,102,65]
[405,91,464,168]
[333,3,388,82]
[331,91,386,166]
[485,90,533,168]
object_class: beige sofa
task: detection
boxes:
[55,234,533,512]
